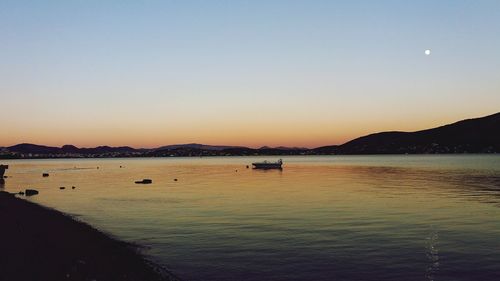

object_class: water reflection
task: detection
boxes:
[320,164,500,206]
[425,228,440,281]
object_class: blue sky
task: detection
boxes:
[1,0,499,147]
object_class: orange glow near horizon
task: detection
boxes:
[2,109,497,149]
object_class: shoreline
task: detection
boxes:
[0,191,180,281]
[0,152,498,161]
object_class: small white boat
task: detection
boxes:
[252,159,283,169]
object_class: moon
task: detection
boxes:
[425,49,431,56]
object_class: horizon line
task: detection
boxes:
[2,111,498,150]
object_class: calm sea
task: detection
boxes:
[1,155,500,281]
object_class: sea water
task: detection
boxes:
[2,155,500,281]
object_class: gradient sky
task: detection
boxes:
[1,0,499,148]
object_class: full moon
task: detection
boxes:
[425,49,431,55]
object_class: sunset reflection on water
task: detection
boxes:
[2,155,500,281]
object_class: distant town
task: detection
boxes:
[0,144,314,159]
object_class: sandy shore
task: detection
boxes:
[0,191,180,281]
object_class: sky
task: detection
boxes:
[1,0,499,148]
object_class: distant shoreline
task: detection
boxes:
[0,191,180,281]
[0,152,499,160]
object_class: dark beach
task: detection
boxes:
[0,191,179,281]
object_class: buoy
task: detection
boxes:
[174,178,178,182]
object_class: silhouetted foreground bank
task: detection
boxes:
[0,191,179,281]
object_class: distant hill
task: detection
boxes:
[327,112,500,154]
[7,143,138,155]
[151,146,308,157]
[155,143,244,151]
[8,144,62,154]
[2,112,499,158]
[259,146,309,150]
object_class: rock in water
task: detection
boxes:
[135,179,152,184]
[25,189,39,196]
[0,164,8,178]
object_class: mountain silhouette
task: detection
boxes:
[316,112,500,154]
